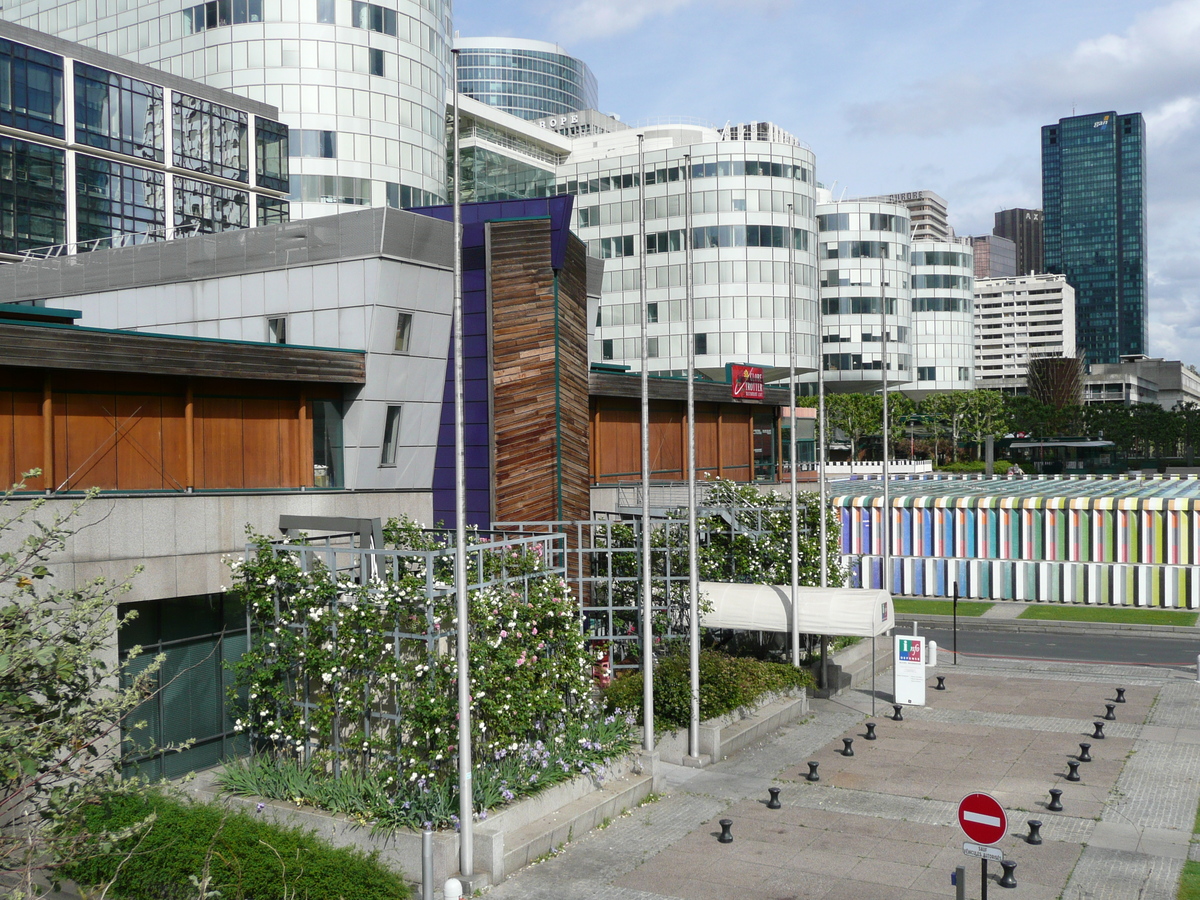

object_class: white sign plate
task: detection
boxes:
[962,841,1003,861]
[893,635,926,706]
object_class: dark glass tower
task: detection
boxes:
[1042,112,1146,364]
[993,207,1043,276]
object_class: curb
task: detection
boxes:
[894,612,1200,639]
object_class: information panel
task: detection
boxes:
[894,634,926,706]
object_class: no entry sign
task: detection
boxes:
[957,792,1007,845]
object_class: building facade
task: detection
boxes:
[1042,111,1147,364]
[857,190,952,241]
[970,234,1016,279]
[911,240,975,393]
[2,0,453,219]
[993,207,1043,276]
[1084,356,1200,409]
[0,19,288,258]
[974,273,1076,393]
[454,36,597,121]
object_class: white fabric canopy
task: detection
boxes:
[699,582,894,638]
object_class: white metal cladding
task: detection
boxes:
[699,582,894,638]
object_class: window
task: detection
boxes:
[369,48,385,77]
[394,312,413,352]
[380,406,402,466]
[647,302,658,324]
[74,64,163,162]
[181,0,263,32]
[351,1,397,34]
[173,94,247,182]
[267,316,287,344]
[317,0,336,22]
[958,367,970,381]
[695,333,708,355]
[647,337,659,358]
[0,136,66,253]
[174,177,249,233]
[289,129,336,159]
[0,38,65,139]
[255,117,289,191]
[918,366,936,381]
[601,339,614,361]
[257,197,289,226]
[75,155,165,248]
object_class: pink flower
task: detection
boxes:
[500,630,508,638]
[532,628,538,635]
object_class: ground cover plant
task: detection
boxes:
[1017,605,1198,626]
[892,598,993,617]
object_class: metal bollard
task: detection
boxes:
[1196,654,1200,683]
[718,819,734,843]
[865,722,877,740]
[954,864,966,900]
[1078,742,1092,762]
[1092,721,1106,739]
[767,787,781,809]
[1115,687,1126,703]
[928,640,938,666]
[842,737,855,757]
[806,761,820,782]
[999,859,1018,888]
[444,878,463,900]
[1104,703,1116,721]
[1026,819,1043,845]
[422,828,434,900]
[935,675,946,691]
[1066,760,1081,782]
[892,704,904,721]
[1048,788,1063,812]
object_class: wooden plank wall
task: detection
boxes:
[0,368,335,492]
[488,221,591,524]
[591,398,755,483]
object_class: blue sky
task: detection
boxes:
[453,0,1200,366]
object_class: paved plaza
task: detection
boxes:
[487,655,1200,899]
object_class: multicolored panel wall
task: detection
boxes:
[835,479,1200,606]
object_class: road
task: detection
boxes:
[918,625,1200,669]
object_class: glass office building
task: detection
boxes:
[455,37,598,121]
[911,240,975,393]
[2,0,452,221]
[1042,111,1146,365]
[0,20,287,257]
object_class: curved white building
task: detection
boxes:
[911,240,975,393]
[455,36,597,121]
[1,0,453,219]
[556,121,819,380]
[815,200,913,390]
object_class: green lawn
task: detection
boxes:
[891,599,993,617]
[1018,605,1199,627]
[1180,860,1200,900]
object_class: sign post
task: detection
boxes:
[958,792,1008,900]
[893,634,926,706]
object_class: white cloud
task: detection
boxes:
[549,0,699,39]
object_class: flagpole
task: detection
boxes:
[788,203,800,667]
[684,154,700,761]
[638,133,655,752]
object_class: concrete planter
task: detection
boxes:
[653,687,808,765]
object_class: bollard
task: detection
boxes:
[718,819,734,843]
[1026,819,1043,845]
[842,737,855,757]
[421,829,434,900]
[928,640,938,666]
[1048,788,1063,811]
[1066,760,1081,782]
[954,864,967,900]
[865,722,877,740]
[999,859,1018,888]
[893,704,904,721]
[1078,742,1092,762]
[1196,653,1200,683]
[1104,704,1116,721]
[1092,721,1106,740]
[1115,687,1126,703]
[806,761,820,782]
[935,675,946,691]
[444,878,463,900]
[767,787,781,809]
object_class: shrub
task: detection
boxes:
[57,789,410,900]
[602,647,814,730]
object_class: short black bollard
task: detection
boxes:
[892,704,904,721]
[1026,819,1043,845]
[1048,788,1063,812]
[999,859,1018,888]
[865,722,877,741]
[1104,704,1116,721]
[1092,721,1106,740]
[806,761,820,782]
[718,819,733,843]
[935,675,946,691]
[1078,742,1092,762]
[842,737,855,757]
[1066,760,1081,782]
[1115,687,1126,703]
[767,787,781,809]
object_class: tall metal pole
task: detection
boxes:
[450,50,474,878]
[684,154,701,761]
[787,204,800,667]
[880,251,891,595]
[638,134,655,752]
[818,253,828,591]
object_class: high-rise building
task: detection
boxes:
[993,207,1043,276]
[974,273,1076,394]
[911,240,975,393]
[857,190,952,240]
[1,0,453,220]
[1042,111,1146,364]
[454,37,597,121]
[970,234,1016,279]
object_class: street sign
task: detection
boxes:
[962,841,1003,861]
[957,792,1008,845]
[894,635,926,705]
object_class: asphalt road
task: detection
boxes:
[919,626,1200,669]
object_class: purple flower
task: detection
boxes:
[256,803,266,813]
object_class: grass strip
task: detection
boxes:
[1018,605,1198,626]
[892,598,992,617]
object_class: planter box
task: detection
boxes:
[653,687,808,765]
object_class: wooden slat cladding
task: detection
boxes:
[591,397,755,483]
[488,221,591,525]
[590,370,791,406]
[0,323,365,384]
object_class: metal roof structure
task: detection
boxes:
[831,473,1200,508]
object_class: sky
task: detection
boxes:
[452,0,1200,367]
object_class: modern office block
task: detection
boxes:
[856,190,952,241]
[911,240,975,393]
[1084,355,1200,408]
[1042,111,1146,364]
[993,207,1043,275]
[2,0,453,219]
[970,234,1015,279]
[455,36,598,121]
[0,19,287,258]
[974,273,1076,393]
[454,93,570,202]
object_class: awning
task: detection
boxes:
[699,582,894,637]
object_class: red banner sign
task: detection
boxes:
[731,364,764,400]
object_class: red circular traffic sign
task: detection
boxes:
[958,792,1008,845]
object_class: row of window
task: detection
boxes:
[912,274,972,291]
[555,158,813,196]
[597,295,807,328]
[181,0,263,34]
[595,225,812,257]
[822,327,909,343]
[823,353,912,372]
[816,212,908,234]
[911,250,971,267]
[917,367,972,382]
[580,190,813,226]
[821,270,907,288]
[820,240,907,261]
[913,297,971,313]
[600,331,805,361]
[820,297,898,316]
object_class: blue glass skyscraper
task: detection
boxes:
[1042,111,1146,364]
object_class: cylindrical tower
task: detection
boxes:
[911,240,975,392]
[454,37,598,121]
